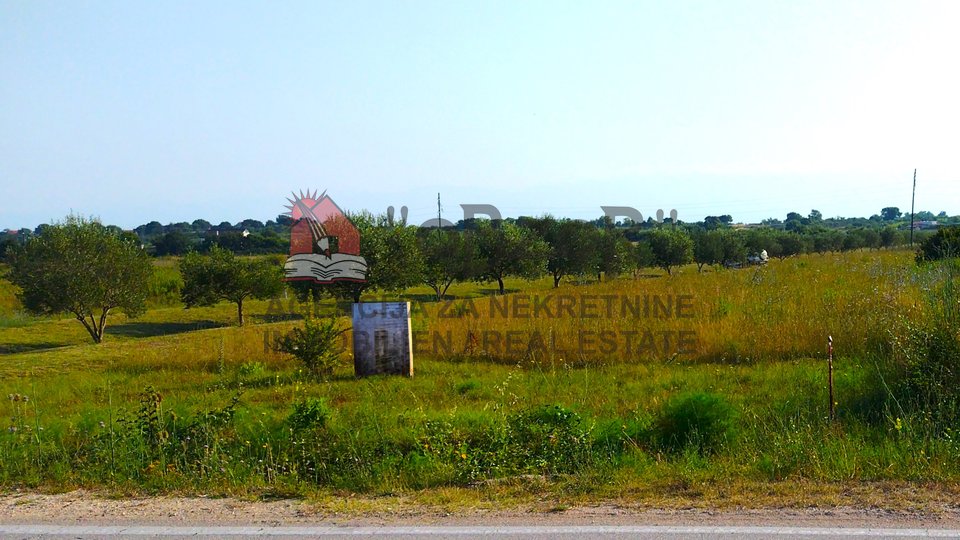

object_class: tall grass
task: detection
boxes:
[411,250,918,365]
[1,249,957,502]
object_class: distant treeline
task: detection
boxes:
[0,207,954,263]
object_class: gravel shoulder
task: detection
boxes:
[3,490,960,529]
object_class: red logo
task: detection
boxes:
[283,190,367,284]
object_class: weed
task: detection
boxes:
[650,392,735,455]
[288,398,332,432]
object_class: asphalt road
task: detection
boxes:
[1,525,960,539]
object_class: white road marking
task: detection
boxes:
[0,525,959,537]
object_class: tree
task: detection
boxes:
[784,212,807,232]
[191,219,212,232]
[0,235,17,262]
[596,228,634,281]
[525,217,598,287]
[135,220,165,240]
[647,228,693,275]
[880,226,901,248]
[475,220,549,294]
[328,212,424,303]
[702,215,732,229]
[418,229,477,300]
[695,229,747,270]
[808,209,823,223]
[7,216,152,343]
[881,207,902,221]
[153,230,193,256]
[180,245,283,325]
[693,230,723,272]
[238,219,265,230]
[776,232,806,259]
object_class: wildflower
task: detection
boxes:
[7,426,15,433]
[99,421,106,428]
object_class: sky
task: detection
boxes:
[2,0,959,230]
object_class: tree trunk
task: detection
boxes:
[440,279,454,299]
[497,276,505,295]
[553,274,561,288]
[97,308,110,343]
[76,312,102,344]
[237,299,244,326]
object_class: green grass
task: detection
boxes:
[0,249,957,508]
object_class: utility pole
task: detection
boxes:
[910,169,917,246]
[437,193,442,240]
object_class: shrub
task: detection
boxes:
[651,392,735,454]
[916,226,960,263]
[275,316,345,380]
[507,404,592,473]
[237,361,266,381]
[288,397,332,431]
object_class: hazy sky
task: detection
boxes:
[2,1,959,230]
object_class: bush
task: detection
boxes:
[275,316,346,380]
[917,226,960,263]
[651,392,735,454]
[288,397,332,431]
[507,404,592,473]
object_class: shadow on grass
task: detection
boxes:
[478,288,521,296]
[0,342,70,355]
[105,320,226,338]
[251,312,303,324]
[401,293,459,303]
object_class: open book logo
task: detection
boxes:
[283,190,367,284]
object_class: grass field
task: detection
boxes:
[1,249,958,509]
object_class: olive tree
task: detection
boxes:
[180,245,283,325]
[7,215,152,343]
[418,229,477,300]
[475,220,550,294]
[647,227,693,275]
[525,217,598,287]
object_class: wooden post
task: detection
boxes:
[828,335,835,422]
